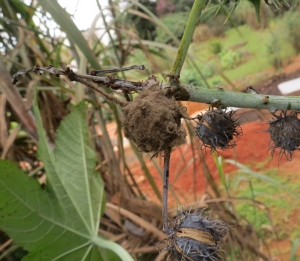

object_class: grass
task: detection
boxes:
[227,167,300,240]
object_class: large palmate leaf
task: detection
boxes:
[0,102,134,261]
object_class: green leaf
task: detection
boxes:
[54,102,103,235]
[0,102,134,261]
[248,0,261,23]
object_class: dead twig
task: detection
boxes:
[0,239,13,252]
[106,203,166,240]
[0,58,37,142]
[162,147,171,234]
[12,64,147,106]
[12,64,145,92]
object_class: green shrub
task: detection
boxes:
[181,67,204,86]
[219,50,243,69]
[155,12,188,45]
[201,62,215,78]
[180,63,215,86]
[210,41,223,55]
[286,12,300,53]
[266,37,283,69]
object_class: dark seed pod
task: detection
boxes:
[162,209,229,261]
[266,111,300,161]
[122,88,186,154]
[195,108,242,152]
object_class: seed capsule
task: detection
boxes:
[162,210,229,261]
[266,111,300,161]
[195,108,242,152]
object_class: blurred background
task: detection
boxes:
[0,0,300,260]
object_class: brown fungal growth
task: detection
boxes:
[267,110,300,161]
[122,88,187,154]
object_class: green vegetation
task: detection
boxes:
[225,164,300,239]
[156,12,189,45]
[193,23,296,88]
[128,13,298,89]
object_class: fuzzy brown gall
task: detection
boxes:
[195,108,242,152]
[122,88,186,154]
[266,111,300,161]
[160,209,229,261]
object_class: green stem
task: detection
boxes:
[170,0,207,77]
[182,83,300,111]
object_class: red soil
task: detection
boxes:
[130,121,300,206]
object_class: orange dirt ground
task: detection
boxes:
[129,121,300,205]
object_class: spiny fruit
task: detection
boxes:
[266,110,300,161]
[122,84,186,154]
[162,209,229,261]
[195,108,241,152]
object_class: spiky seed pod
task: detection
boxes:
[163,209,229,261]
[122,89,186,154]
[266,111,300,161]
[195,108,241,152]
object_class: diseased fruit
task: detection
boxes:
[266,111,300,161]
[161,209,229,261]
[195,108,242,152]
[122,88,186,154]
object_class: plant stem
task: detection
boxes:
[181,83,300,110]
[170,0,207,77]
[162,147,171,234]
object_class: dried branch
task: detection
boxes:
[91,65,145,75]
[12,64,147,106]
[162,147,171,234]
[12,64,145,89]
[0,58,37,142]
